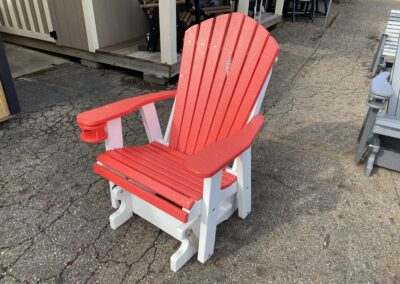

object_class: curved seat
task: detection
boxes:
[94,142,237,222]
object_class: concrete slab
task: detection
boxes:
[4,43,68,78]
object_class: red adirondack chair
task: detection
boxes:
[77,12,279,271]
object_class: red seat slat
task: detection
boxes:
[114,149,203,199]
[94,164,188,223]
[94,142,237,220]
[128,147,204,189]
[145,142,236,187]
[98,152,195,209]
[149,142,188,160]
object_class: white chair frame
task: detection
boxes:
[97,66,274,272]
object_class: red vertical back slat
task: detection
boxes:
[184,14,231,155]
[204,17,258,148]
[229,36,279,135]
[217,26,269,140]
[193,13,245,153]
[177,18,215,151]
[169,25,200,149]
[170,13,279,155]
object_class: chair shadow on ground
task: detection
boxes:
[189,120,354,269]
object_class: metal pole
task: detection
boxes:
[323,0,333,29]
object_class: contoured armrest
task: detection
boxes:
[185,115,265,178]
[77,90,176,143]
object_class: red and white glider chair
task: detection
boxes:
[77,13,279,272]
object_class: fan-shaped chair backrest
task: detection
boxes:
[169,12,279,155]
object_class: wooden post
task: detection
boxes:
[0,82,11,120]
[237,0,249,15]
[159,0,178,65]
[82,0,99,52]
[274,0,285,15]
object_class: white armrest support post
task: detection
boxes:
[140,103,163,142]
[236,147,252,218]
[198,171,223,263]
[105,117,123,208]
[105,118,123,150]
[163,101,175,144]
[249,68,272,120]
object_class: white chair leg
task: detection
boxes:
[198,171,222,263]
[104,118,123,210]
[170,238,197,272]
[236,148,252,219]
[109,182,120,209]
[109,189,133,230]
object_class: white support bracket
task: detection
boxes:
[105,118,123,208]
[236,147,252,219]
[140,103,163,142]
[198,171,223,263]
[249,68,273,120]
[105,118,123,150]
[110,186,124,209]
[109,187,133,230]
[163,101,175,144]
[171,230,198,272]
